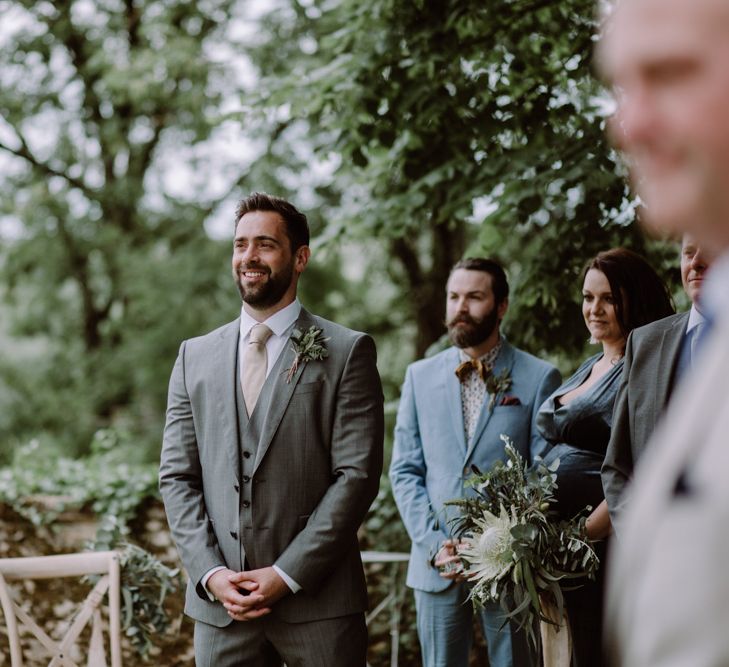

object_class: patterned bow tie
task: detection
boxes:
[455,358,490,382]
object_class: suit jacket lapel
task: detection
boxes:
[444,347,468,458]
[654,312,689,416]
[211,318,242,482]
[252,309,316,474]
[465,342,516,462]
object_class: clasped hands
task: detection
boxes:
[207,566,290,621]
[433,538,470,581]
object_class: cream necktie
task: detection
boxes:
[242,323,273,415]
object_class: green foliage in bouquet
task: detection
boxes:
[445,435,599,649]
[117,543,181,658]
[83,543,180,658]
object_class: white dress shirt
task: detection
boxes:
[686,304,705,335]
[700,252,729,322]
[238,299,302,390]
[203,299,303,599]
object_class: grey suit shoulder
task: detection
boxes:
[180,312,374,366]
[629,310,688,348]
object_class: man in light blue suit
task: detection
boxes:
[390,257,561,667]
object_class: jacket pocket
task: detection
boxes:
[294,380,322,395]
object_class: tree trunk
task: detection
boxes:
[391,221,467,359]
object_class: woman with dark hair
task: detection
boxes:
[536,248,674,666]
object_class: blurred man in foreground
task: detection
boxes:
[599,0,729,664]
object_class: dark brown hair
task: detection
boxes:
[234,192,309,251]
[584,247,674,337]
[450,257,509,306]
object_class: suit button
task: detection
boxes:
[242,475,250,483]
[243,451,251,459]
[242,500,250,508]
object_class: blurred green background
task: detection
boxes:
[0,0,685,467]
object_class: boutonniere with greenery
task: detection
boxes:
[285,325,330,383]
[486,369,512,411]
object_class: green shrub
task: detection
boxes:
[0,429,181,658]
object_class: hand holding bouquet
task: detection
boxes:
[445,436,599,649]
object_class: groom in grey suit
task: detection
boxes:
[390,258,560,667]
[159,192,384,666]
[601,234,710,525]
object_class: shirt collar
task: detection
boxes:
[239,299,302,340]
[686,304,705,334]
[700,251,729,324]
[457,336,503,366]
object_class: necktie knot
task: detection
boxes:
[455,358,489,382]
[249,323,273,346]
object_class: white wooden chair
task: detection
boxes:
[0,551,122,667]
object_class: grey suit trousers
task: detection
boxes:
[193,612,367,667]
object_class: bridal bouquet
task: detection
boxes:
[445,436,598,648]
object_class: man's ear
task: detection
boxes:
[498,297,509,321]
[294,245,311,274]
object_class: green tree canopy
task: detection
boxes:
[0,0,683,461]
[246,0,679,359]
[0,0,244,458]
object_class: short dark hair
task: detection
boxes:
[584,247,674,336]
[234,192,310,251]
[450,257,509,305]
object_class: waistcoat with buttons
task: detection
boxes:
[234,342,289,569]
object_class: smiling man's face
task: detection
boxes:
[232,210,307,314]
[680,234,710,306]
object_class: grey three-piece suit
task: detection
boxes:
[159,307,383,663]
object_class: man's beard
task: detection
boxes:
[235,261,294,309]
[447,307,499,349]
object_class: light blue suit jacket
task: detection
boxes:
[389,340,561,592]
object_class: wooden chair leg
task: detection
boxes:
[0,571,24,667]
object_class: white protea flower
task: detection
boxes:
[460,505,516,600]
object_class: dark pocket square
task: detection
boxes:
[499,395,521,406]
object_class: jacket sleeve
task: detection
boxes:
[602,331,636,527]
[389,365,450,553]
[159,342,225,599]
[273,334,384,590]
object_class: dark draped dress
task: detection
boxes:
[536,353,623,667]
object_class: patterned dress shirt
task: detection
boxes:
[458,340,502,443]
